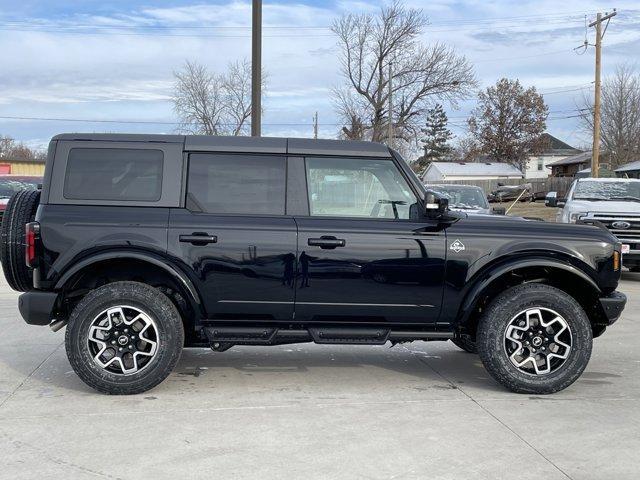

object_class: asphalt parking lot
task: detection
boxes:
[1,273,639,480]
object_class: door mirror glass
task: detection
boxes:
[424,190,448,218]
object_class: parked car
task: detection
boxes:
[425,184,505,215]
[0,175,42,221]
[547,177,640,271]
[1,134,626,395]
[490,183,533,202]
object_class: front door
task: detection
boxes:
[294,156,446,325]
[168,153,296,322]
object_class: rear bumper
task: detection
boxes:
[598,291,627,325]
[18,291,58,325]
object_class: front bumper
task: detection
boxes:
[598,291,627,325]
[18,291,58,325]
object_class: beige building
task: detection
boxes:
[0,158,46,176]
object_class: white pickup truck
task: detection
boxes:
[547,178,640,271]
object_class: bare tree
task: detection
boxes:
[172,59,261,136]
[173,61,224,135]
[0,135,45,161]
[332,1,476,145]
[334,87,368,140]
[468,78,548,171]
[222,60,253,136]
[579,64,640,168]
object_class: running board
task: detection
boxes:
[203,326,452,349]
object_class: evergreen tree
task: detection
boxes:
[417,104,453,172]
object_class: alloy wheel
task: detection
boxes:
[87,306,159,375]
[503,307,572,375]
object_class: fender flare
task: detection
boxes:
[54,251,201,306]
[457,257,601,325]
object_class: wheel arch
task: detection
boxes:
[456,256,605,337]
[54,251,203,328]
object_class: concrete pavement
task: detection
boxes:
[1,274,639,480]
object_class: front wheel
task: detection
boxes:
[65,281,184,395]
[477,283,592,394]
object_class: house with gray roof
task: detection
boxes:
[615,160,640,179]
[422,162,524,182]
[548,151,593,177]
[524,133,582,179]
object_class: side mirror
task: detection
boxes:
[545,192,565,208]
[492,207,506,215]
[424,191,448,219]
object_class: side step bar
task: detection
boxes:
[203,326,452,349]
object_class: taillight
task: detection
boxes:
[25,222,40,268]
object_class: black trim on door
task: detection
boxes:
[285,156,309,216]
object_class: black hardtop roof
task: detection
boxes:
[52,133,391,158]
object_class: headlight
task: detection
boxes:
[569,212,587,223]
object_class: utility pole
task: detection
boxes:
[313,112,318,139]
[387,61,393,148]
[588,9,617,178]
[251,0,262,137]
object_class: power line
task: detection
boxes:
[0,9,611,38]
[0,10,603,30]
[0,112,586,126]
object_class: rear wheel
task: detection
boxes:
[477,283,592,394]
[65,281,184,395]
[0,189,40,291]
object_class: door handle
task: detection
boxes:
[308,236,346,249]
[179,233,218,245]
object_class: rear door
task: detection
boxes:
[168,153,297,322]
[294,156,446,325]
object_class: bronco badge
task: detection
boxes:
[450,239,465,253]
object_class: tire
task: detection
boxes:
[451,337,477,353]
[0,189,41,291]
[65,281,184,395]
[477,283,592,394]
[629,267,640,273]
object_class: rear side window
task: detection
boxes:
[188,153,286,215]
[64,148,163,201]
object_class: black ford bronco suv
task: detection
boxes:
[1,133,627,395]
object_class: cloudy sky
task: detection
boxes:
[0,0,639,152]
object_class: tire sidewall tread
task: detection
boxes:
[1,189,41,291]
[477,283,593,394]
[65,281,184,395]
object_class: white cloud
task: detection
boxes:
[0,0,639,150]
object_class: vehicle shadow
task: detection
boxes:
[165,342,500,393]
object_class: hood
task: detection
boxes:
[461,212,618,243]
[568,200,640,213]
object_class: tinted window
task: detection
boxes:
[188,154,286,215]
[64,148,163,201]
[306,157,418,219]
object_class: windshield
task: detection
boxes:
[0,178,40,199]
[573,180,640,201]
[428,185,489,209]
